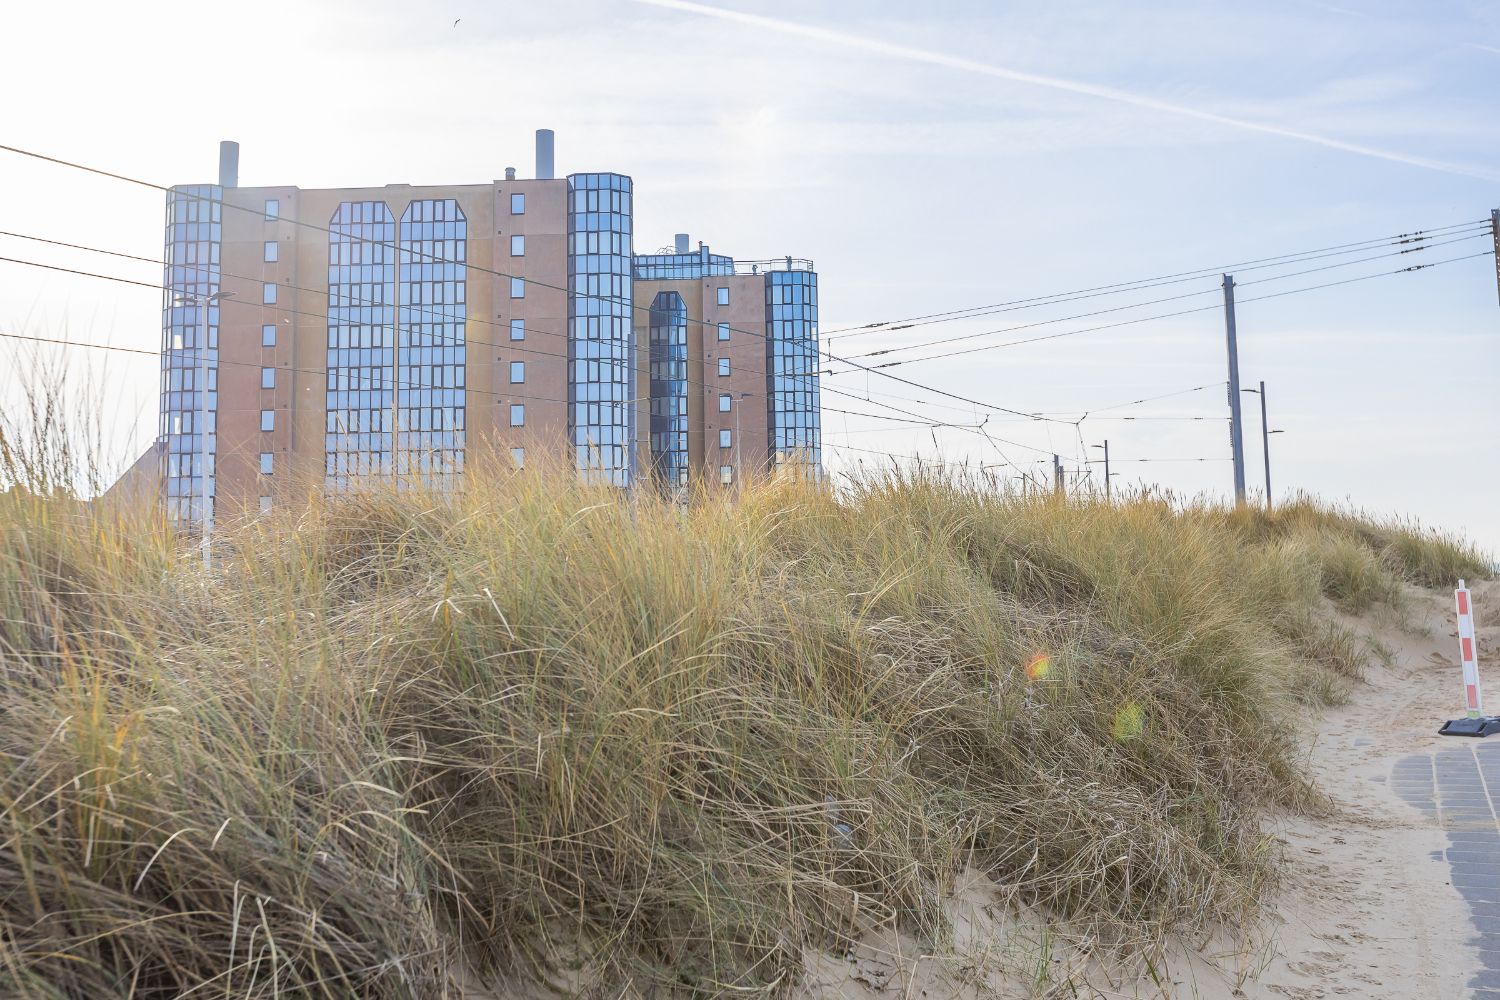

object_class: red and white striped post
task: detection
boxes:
[1458,580,1483,719]
[1441,580,1497,736]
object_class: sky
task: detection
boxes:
[0,0,1496,553]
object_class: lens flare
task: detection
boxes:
[1111,702,1145,741]
[1025,652,1051,681]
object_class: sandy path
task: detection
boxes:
[1215,582,1495,999]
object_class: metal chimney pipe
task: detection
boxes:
[218,140,239,188]
[535,129,554,180]
[674,233,690,254]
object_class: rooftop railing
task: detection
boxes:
[733,257,815,275]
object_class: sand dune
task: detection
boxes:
[788,582,1496,999]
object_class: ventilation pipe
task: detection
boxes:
[535,129,554,180]
[218,140,239,188]
[504,167,517,180]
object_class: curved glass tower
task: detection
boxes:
[160,185,222,524]
[397,198,467,490]
[647,291,689,490]
[766,269,821,471]
[567,173,634,487]
[325,201,396,491]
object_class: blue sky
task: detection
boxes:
[1,0,1495,551]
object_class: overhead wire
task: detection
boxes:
[1,143,1490,481]
[0,141,1084,428]
[0,253,936,431]
[825,248,1495,372]
[0,242,981,440]
[845,229,1491,362]
[823,218,1490,337]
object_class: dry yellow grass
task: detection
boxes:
[0,396,1490,997]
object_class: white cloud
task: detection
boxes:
[635,0,1500,181]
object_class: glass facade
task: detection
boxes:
[397,199,466,489]
[647,291,689,489]
[159,184,222,525]
[765,270,821,472]
[567,173,634,486]
[632,250,734,280]
[325,201,396,491]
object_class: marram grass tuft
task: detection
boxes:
[0,462,1488,998]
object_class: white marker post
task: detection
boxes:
[1440,580,1499,736]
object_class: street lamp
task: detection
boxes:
[172,289,234,569]
[1089,441,1114,501]
[732,391,751,489]
[1240,381,1282,511]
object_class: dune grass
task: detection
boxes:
[0,449,1490,997]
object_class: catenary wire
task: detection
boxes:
[3,145,1490,473]
[8,142,1484,439]
[822,219,1489,337]
[0,142,1096,428]
[846,230,1490,361]
[0,254,943,432]
[825,249,1496,373]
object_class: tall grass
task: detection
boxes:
[0,433,1490,995]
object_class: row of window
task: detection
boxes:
[161,184,223,524]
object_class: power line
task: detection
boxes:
[0,251,950,437]
[1082,457,1232,464]
[0,141,1085,429]
[823,219,1489,337]
[846,230,1490,362]
[828,249,1495,372]
[2,144,1490,481]
[0,244,991,443]
[9,142,1481,446]
[1063,381,1224,416]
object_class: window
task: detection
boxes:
[718,357,730,377]
[510,235,524,256]
[718,393,732,413]
[262,282,277,305]
[509,319,525,341]
[720,465,733,485]
[259,452,273,475]
[510,277,525,298]
[720,429,732,449]
[260,366,275,389]
[717,322,730,341]
[510,447,525,469]
[259,496,272,514]
[260,409,275,432]
[510,192,525,214]
[510,361,524,383]
[263,241,278,263]
[261,324,276,347]
[264,199,279,220]
[716,287,729,306]
[509,403,525,427]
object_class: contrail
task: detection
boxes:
[635,0,1499,182]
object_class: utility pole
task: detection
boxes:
[1053,454,1064,497]
[1089,441,1112,501]
[1491,209,1499,306]
[1222,274,1247,505]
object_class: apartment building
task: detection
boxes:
[157,131,820,522]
